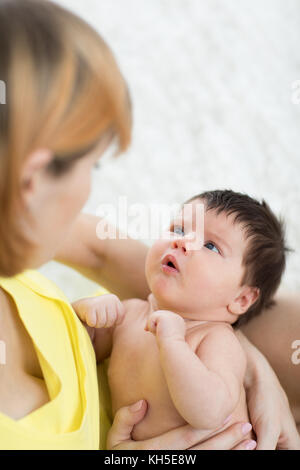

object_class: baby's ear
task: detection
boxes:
[227,286,260,316]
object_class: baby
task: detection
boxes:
[72,189,288,446]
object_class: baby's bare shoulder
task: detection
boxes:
[121,297,149,318]
[199,323,243,347]
[195,323,247,368]
[121,297,148,309]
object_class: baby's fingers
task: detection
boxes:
[81,306,107,328]
[104,298,125,327]
[94,308,108,328]
[94,295,125,328]
[115,299,125,325]
[72,299,99,327]
[103,305,117,328]
[85,309,98,327]
[145,314,158,334]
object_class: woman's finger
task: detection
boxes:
[254,423,278,450]
[106,400,148,449]
[255,416,300,450]
[231,439,257,450]
[107,405,258,451]
[255,434,278,450]
[189,422,253,450]
[136,425,216,451]
[108,412,221,450]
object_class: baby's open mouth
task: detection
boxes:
[161,254,180,273]
[167,261,176,268]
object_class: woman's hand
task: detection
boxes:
[106,400,257,450]
[237,330,300,450]
[245,363,300,450]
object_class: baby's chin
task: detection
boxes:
[149,284,191,313]
[148,271,210,314]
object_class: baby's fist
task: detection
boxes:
[73,294,125,328]
[145,310,186,343]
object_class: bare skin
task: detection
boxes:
[0,198,298,449]
[73,205,260,443]
[74,295,253,441]
[240,290,300,432]
[56,213,300,431]
[0,278,254,450]
[0,223,299,448]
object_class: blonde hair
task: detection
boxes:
[0,0,132,277]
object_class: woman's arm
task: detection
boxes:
[55,213,150,300]
[236,329,300,449]
[240,291,300,430]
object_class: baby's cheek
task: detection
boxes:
[145,256,161,292]
[145,242,164,275]
[187,264,226,305]
[144,251,154,284]
[189,262,215,289]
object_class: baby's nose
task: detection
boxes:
[171,238,187,253]
[171,232,203,252]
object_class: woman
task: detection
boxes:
[0,0,298,450]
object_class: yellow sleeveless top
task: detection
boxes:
[0,269,112,450]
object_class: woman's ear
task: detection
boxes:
[21,148,53,190]
[17,149,55,245]
[227,286,260,316]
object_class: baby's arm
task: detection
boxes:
[146,310,246,430]
[72,294,125,362]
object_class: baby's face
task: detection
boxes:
[145,199,248,317]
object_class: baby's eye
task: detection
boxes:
[204,241,220,254]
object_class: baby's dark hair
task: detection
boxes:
[186,189,291,328]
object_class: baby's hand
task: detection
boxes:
[72,294,125,328]
[145,310,186,343]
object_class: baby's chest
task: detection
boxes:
[107,313,205,408]
[108,319,166,399]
